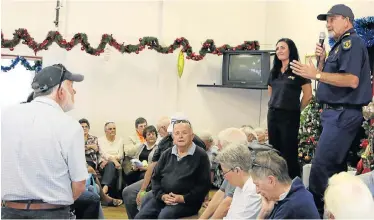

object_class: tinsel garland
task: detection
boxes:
[1,56,42,72]
[1,29,260,61]
[329,16,374,48]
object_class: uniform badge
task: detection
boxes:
[342,40,351,50]
[288,76,295,80]
[334,47,339,54]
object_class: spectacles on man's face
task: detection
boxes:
[222,168,234,176]
[174,120,191,125]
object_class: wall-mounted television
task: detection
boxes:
[222,50,275,89]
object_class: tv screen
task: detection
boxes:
[228,54,262,82]
[222,51,275,89]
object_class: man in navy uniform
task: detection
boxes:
[289,4,372,216]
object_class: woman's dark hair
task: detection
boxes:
[135,117,147,128]
[79,118,90,128]
[143,125,158,139]
[270,38,300,79]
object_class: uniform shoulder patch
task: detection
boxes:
[342,39,351,50]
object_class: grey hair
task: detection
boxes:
[240,126,258,140]
[33,84,60,98]
[217,128,248,148]
[216,143,252,172]
[198,130,214,143]
[251,150,291,184]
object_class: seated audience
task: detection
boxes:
[254,128,267,144]
[253,151,319,219]
[198,130,218,166]
[156,116,170,143]
[98,122,124,194]
[123,115,207,219]
[216,143,261,219]
[125,125,159,185]
[135,120,211,219]
[240,126,257,143]
[124,117,148,158]
[324,172,374,219]
[199,128,248,219]
[79,119,123,207]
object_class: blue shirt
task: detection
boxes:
[316,28,372,105]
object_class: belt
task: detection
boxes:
[322,103,362,110]
[3,200,66,210]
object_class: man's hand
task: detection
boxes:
[161,194,176,205]
[290,59,318,80]
[169,192,185,204]
[258,196,276,219]
[315,43,327,62]
[100,160,108,169]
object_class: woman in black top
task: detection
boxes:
[267,38,312,178]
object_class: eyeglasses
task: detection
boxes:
[53,64,66,90]
[222,168,234,176]
[174,119,191,125]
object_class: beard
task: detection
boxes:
[328,30,336,39]
[61,90,74,112]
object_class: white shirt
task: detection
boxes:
[224,177,262,219]
[98,136,124,160]
[1,97,88,205]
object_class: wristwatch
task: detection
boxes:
[316,71,321,81]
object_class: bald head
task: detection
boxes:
[217,127,248,150]
[157,116,171,138]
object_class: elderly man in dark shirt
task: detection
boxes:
[135,120,211,219]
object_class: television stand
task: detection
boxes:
[197,84,267,90]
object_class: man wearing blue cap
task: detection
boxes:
[289,4,372,216]
[1,64,89,219]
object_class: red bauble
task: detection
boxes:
[186,56,191,59]
[66,48,71,51]
[10,48,14,51]
[135,51,139,54]
[139,38,142,42]
[81,47,85,51]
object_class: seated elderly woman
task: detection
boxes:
[135,120,211,219]
[216,143,262,219]
[253,151,319,219]
[125,125,159,185]
[324,172,374,219]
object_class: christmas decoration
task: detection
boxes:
[177,50,184,78]
[298,96,322,164]
[1,29,260,61]
[329,16,374,48]
[1,56,42,72]
[356,100,374,175]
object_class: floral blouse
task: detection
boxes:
[85,134,100,169]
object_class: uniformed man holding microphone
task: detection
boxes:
[289,4,372,216]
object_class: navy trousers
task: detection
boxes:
[309,108,363,216]
[134,193,200,219]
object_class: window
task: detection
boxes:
[0,58,37,109]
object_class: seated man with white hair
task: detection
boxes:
[216,143,262,219]
[324,172,374,219]
[253,151,319,219]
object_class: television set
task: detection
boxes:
[222,50,275,89]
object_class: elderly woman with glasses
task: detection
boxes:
[215,143,261,219]
[252,151,319,219]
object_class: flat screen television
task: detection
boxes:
[222,50,275,89]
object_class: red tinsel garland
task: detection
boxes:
[1,29,260,61]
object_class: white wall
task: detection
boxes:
[2,0,372,137]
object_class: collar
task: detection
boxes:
[338,28,355,41]
[145,142,156,150]
[242,176,253,191]
[171,142,196,158]
[33,96,63,112]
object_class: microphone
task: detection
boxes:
[316,31,326,68]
